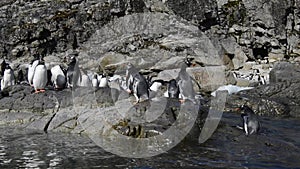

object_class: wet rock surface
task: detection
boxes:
[226,62,300,117]
[0,0,300,146]
[0,61,299,138]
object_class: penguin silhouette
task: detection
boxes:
[27,59,40,86]
[66,56,81,88]
[1,63,15,90]
[99,74,108,88]
[239,105,260,135]
[176,58,196,103]
[126,63,149,103]
[32,58,48,93]
[80,71,91,87]
[16,69,25,84]
[51,65,67,90]
[92,74,99,88]
[125,63,139,93]
[167,79,179,98]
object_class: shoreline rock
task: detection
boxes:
[0,61,299,139]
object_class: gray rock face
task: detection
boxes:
[1,0,300,140]
[226,62,300,117]
[1,0,300,66]
[269,61,300,83]
[80,12,223,73]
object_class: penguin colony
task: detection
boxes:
[0,56,260,136]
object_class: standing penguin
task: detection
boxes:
[126,63,149,103]
[176,58,196,104]
[27,59,40,86]
[51,65,67,90]
[239,105,260,135]
[1,63,15,90]
[80,71,91,87]
[32,58,48,93]
[16,69,25,84]
[167,79,179,98]
[66,56,81,88]
[99,74,108,88]
[92,74,99,88]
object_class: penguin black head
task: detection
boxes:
[239,104,255,115]
[1,60,6,76]
[4,63,11,70]
[38,57,45,65]
[237,104,260,135]
[185,57,194,66]
[67,56,77,66]
[17,69,24,84]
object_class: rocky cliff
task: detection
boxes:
[1,0,300,137]
[1,0,299,82]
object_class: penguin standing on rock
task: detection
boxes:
[66,56,81,89]
[27,59,40,86]
[126,63,149,103]
[1,63,15,90]
[32,58,48,93]
[80,71,91,87]
[236,104,260,135]
[99,74,108,88]
[92,74,99,88]
[167,79,179,98]
[16,69,25,84]
[50,65,67,90]
[176,58,197,104]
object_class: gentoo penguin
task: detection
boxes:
[99,74,108,88]
[1,63,15,90]
[237,105,260,135]
[32,58,48,93]
[27,59,40,86]
[92,74,99,88]
[80,71,91,87]
[176,59,196,103]
[16,69,25,84]
[50,65,67,90]
[126,63,149,103]
[66,56,81,88]
[167,79,180,98]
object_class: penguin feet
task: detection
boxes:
[179,99,185,104]
[34,89,46,94]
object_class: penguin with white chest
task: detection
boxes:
[167,79,179,98]
[176,58,196,104]
[66,56,81,89]
[99,74,108,88]
[32,58,48,93]
[92,74,99,89]
[238,105,260,135]
[126,63,149,103]
[50,65,67,90]
[27,59,40,86]
[1,63,15,90]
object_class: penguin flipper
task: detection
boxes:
[191,76,201,91]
